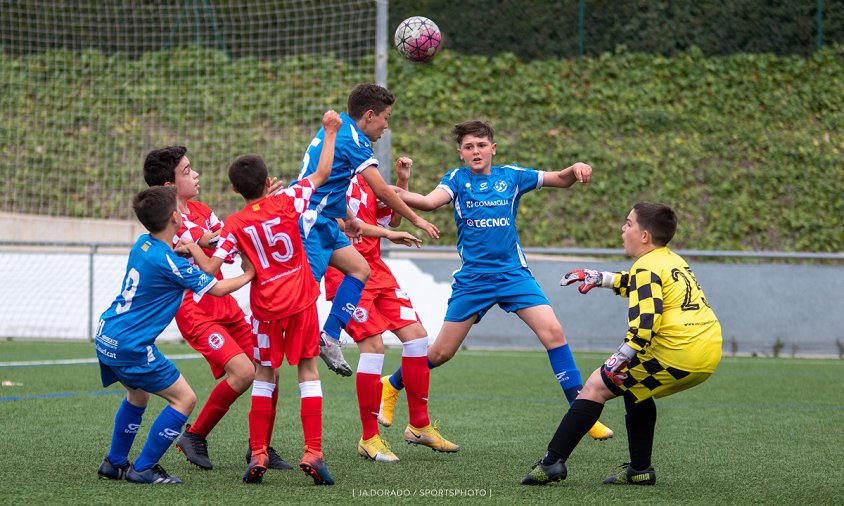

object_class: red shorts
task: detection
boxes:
[178,314,253,380]
[344,286,421,342]
[252,306,320,367]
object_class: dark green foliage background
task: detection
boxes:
[2,45,842,252]
[391,0,844,60]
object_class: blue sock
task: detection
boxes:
[389,359,437,391]
[107,398,145,466]
[323,275,365,340]
[547,344,583,405]
[133,405,188,472]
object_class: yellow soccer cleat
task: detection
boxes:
[378,376,401,427]
[587,420,614,440]
[404,422,459,453]
[357,434,400,463]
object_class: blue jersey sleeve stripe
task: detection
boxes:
[354,158,379,174]
[192,278,217,303]
[436,184,454,200]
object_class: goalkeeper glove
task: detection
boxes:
[601,343,637,387]
[560,269,615,294]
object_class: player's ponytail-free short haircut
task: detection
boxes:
[143,146,187,186]
[347,83,395,119]
[633,202,677,246]
[132,186,177,233]
[228,154,268,200]
[453,120,495,146]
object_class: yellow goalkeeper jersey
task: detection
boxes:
[613,247,722,373]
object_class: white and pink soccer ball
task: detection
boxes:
[394,16,442,63]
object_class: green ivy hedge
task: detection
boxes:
[1,46,842,252]
[391,0,844,60]
[388,47,844,252]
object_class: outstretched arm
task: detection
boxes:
[393,186,452,211]
[542,162,592,188]
[389,156,412,228]
[360,166,440,239]
[306,110,342,189]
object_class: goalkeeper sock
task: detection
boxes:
[388,358,437,391]
[547,344,583,405]
[107,398,145,466]
[133,405,188,472]
[542,399,604,465]
[624,394,657,470]
[323,275,365,340]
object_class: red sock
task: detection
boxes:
[356,372,381,440]
[300,381,323,454]
[403,353,430,428]
[190,379,242,437]
[267,386,279,445]
[249,381,272,450]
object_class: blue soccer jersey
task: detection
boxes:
[295,112,379,219]
[95,235,217,366]
[437,164,544,273]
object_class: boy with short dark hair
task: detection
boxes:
[295,83,440,378]
[522,202,722,486]
[379,119,614,441]
[142,145,291,471]
[96,186,254,485]
[187,111,342,485]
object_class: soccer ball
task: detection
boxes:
[394,16,442,63]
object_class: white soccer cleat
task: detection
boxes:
[318,331,352,376]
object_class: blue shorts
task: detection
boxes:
[445,268,550,323]
[98,351,181,393]
[300,211,351,282]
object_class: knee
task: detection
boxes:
[178,390,197,414]
[226,357,256,393]
[355,262,370,283]
[428,347,454,366]
[126,390,149,408]
[540,322,566,348]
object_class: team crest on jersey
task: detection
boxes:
[352,307,369,323]
[208,332,225,350]
[494,180,507,192]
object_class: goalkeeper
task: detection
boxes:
[522,202,722,486]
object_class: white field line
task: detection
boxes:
[0,353,201,368]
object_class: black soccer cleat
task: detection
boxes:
[602,462,656,485]
[521,458,567,485]
[97,456,129,480]
[125,464,183,484]
[176,425,213,470]
[245,442,294,470]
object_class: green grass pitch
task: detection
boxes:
[0,341,840,504]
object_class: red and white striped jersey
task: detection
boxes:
[172,200,244,323]
[325,174,399,299]
[214,179,319,320]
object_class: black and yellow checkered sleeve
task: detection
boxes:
[611,271,631,297]
[624,268,664,352]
